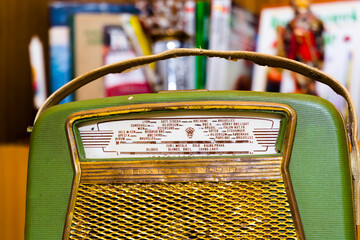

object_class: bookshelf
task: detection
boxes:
[0,0,345,143]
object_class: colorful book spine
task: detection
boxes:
[227,4,257,91]
[49,26,72,103]
[206,0,232,90]
[184,0,196,90]
[29,36,47,109]
[195,1,210,89]
[103,24,151,97]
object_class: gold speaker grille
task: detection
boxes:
[69,181,297,239]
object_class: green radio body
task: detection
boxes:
[25,49,359,239]
[26,90,354,239]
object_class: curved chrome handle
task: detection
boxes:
[36,48,357,139]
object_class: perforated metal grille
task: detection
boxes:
[69,181,297,239]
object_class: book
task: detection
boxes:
[73,13,153,100]
[49,26,72,103]
[206,1,257,91]
[226,4,257,90]
[102,18,152,97]
[184,0,196,90]
[29,36,47,109]
[48,2,139,103]
[206,0,232,90]
[195,1,210,89]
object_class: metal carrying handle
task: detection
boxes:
[34,48,360,226]
[35,49,357,139]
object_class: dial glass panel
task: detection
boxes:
[76,112,284,159]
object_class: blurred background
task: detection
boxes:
[0,0,352,239]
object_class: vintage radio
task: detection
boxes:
[25,49,360,239]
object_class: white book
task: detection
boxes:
[206,0,232,90]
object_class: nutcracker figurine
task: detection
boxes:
[283,0,325,95]
[267,0,325,94]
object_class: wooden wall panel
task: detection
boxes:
[0,145,29,240]
[0,0,48,142]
